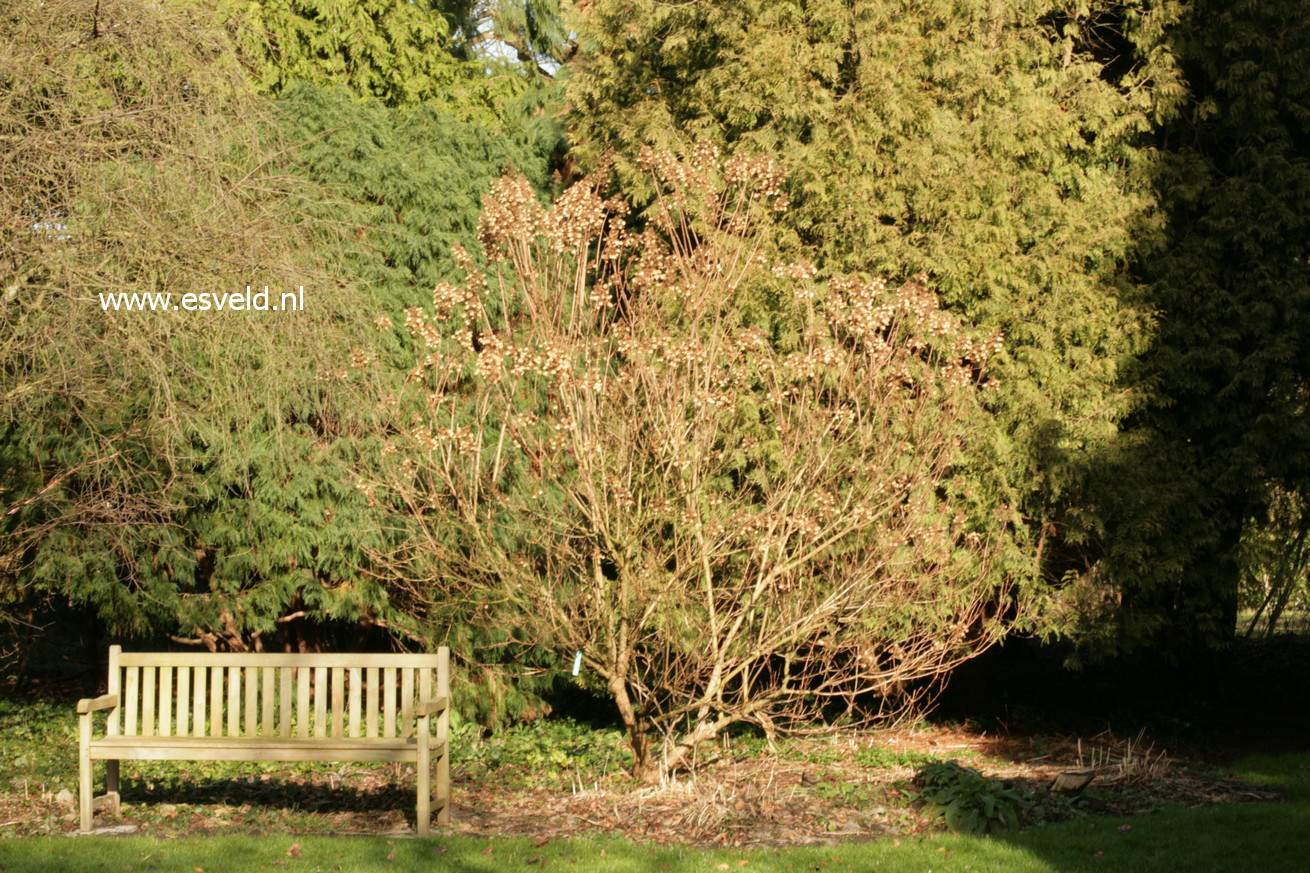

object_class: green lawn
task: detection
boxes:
[1,753,1304,872]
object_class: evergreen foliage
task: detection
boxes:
[229,0,461,106]
[227,0,559,117]
[563,0,1167,631]
[564,0,1310,660]
[269,83,566,723]
[0,0,393,650]
[274,81,560,312]
[1090,0,1310,656]
[447,0,577,73]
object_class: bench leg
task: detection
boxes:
[78,718,93,833]
[436,738,450,825]
[436,646,451,825]
[416,738,431,837]
[105,759,120,814]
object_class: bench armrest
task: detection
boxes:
[415,696,449,718]
[77,693,119,714]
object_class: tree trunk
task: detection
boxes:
[608,674,659,783]
[659,716,730,778]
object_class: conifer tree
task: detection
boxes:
[564,0,1169,639]
[0,0,391,653]
[1092,0,1310,656]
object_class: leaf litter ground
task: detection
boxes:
[0,698,1278,847]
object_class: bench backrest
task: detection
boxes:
[103,647,450,741]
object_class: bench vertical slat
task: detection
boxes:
[419,668,433,738]
[262,667,276,737]
[366,667,379,738]
[159,666,172,737]
[176,665,190,736]
[331,667,345,738]
[436,646,450,824]
[107,645,121,738]
[124,666,139,736]
[313,666,328,738]
[228,666,241,737]
[280,667,293,738]
[348,668,362,738]
[245,667,258,736]
[383,667,396,738]
[194,666,207,738]
[142,667,156,737]
[210,666,224,737]
[400,669,414,739]
[296,667,310,738]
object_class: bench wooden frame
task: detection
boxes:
[77,646,451,835]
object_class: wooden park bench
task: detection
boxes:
[76,646,451,835]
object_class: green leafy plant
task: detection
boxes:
[854,746,941,770]
[455,718,630,789]
[911,760,1025,834]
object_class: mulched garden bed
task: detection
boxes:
[1,719,1279,846]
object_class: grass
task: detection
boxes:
[0,753,1304,871]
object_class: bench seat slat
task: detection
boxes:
[88,736,448,764]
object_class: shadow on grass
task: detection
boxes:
[985,753,1310,873]
[116,771,414,816]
